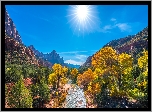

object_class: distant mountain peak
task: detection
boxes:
[52,50,56,53]
[28,46,66,66]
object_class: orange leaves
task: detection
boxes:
[87,81,101,95]
[71,68,78,75]
[77,68,95,90]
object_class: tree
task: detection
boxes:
[5,64,23,83]
[92,47,118,70]
[135,50,148,101]
[77,68,95,90]
[8,79,33,108]
[48,64,68,89]
[137,50,148,90]
[117,53,134,91]
[70,68,78,83]
[30,77,50,108]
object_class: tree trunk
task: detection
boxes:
[57,76,60,89]
[118,74,121,91]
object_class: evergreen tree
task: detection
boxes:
[8,79,33,108]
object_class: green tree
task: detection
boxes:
[8,79,33,108]
[5,64,23,83]
[30,77,50,108]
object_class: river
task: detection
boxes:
[64,80,87,108]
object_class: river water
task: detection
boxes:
[64,80,87,108]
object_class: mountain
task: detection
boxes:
[81,27,148,68]
[80,56,92,68]
[103,27,148,55]
[5,8,53,68]
[28,45,66,66]
[5,8,22,44]
[28,45,81,68]
[5,34,38,65]
[5,8,69,68]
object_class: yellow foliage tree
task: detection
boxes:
[138,49,148,70]
[91,47,134,97]
[77,68,95,90]
[92,47,118,70]
[87,81,101,95]
[117,53,133,91]
[48,64,69,108]
[48,64,68,89]
[48,73,57,89]
[137,50,148,92]
[70,68,78,83]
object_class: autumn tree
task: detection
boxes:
[77,68,95,90]
[134,49,148,102]
[92,47,118,70]
[48,64,68,89]
[91,47,118,94]
[116,53,134,93]
[128,51,148,108]
[70,68,78,83]
[91,47,134,98]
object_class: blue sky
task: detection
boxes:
[5,5,148,65]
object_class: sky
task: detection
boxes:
[5,5,148,65]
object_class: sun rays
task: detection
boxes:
[67,5,99,37]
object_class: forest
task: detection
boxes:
[5,46,148,108]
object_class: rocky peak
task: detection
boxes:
[45,50,65,65]
[28,45,44,58]
[5,8,66,68]
[28,46,65,66]
[51,50,56,54]
[5,8,22,44]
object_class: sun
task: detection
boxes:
[76,5,89,22]
[67,5,99,36]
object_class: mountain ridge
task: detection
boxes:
[80,26,148,68]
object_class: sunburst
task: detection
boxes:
[67,5,99,36]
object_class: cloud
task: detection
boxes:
[59,51,88,54]
[57,50,91,65]
[75,55,87,60]
[103,25,113,30]
[99,25,113,33]
[75,55,87,63]
[99,17,132,33]
[115,23,132,32]
[45,50,97,65]
[111,18,116,21]
[65,59,84,65]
